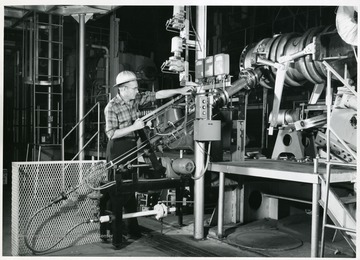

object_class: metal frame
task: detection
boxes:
[208,158,355,257]
[62,102,101,161]
[319,61,357,256]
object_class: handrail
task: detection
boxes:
[62,102,101,161]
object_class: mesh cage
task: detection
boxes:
[12,160,107,256]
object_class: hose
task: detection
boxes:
[24,199,92,254]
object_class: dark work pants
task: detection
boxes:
[106,137,140,236]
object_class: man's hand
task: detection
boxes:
[178,86,194,95]
[132,118,145,130]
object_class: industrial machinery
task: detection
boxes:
[12,5,357,256]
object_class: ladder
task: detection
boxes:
[23,11,64,160]
[319,61,357,256]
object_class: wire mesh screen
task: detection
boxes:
[12,160,106,256]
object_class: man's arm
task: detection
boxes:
[155,86,193,99]
[110,119,144,139]
[105,103,145,140]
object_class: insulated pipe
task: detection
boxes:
[194,5,207,240]
[78,14,86,160]
[240,26,356,87]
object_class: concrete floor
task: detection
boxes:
[2,183,355,257]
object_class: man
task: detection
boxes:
[104,70,192,239]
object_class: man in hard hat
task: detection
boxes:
[104,70,192,240]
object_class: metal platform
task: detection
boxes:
[207,159,356,257]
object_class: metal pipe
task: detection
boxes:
[109,15,120,98]
[217,171,225,238]
[122,207,176,220]
[324,224,356,233]
[194,5,207,240]
[78,14,86,160]
[97,103,100,160]
[263,194,311,204]
[311,157,320,257]
[48,14,53,137]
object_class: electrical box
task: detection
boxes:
[214,53,230,76]
[195,59,204,80]
[194,120,221,141]
[195,95,208,119]
[204,56,214,77]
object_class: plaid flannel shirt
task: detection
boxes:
[104,91,156,139]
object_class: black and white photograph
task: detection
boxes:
[1,1,358,258]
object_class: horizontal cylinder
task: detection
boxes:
[240,26,356,87]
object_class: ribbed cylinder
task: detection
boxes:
[240,26,355,87]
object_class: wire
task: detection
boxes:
[192,141,212,180]
[188,7,202,52]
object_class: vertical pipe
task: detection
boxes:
[184,7,190,81]
[29,16,33,82]
[57,102,60,144]
[60,16,64,143]
[97,103,100,160]
[194,5,207,240]
[109,15,120,98]
[311,158,320,257]
[48,14,53,137]
[78,14,86,160]
[217,171,225,238]
[33,15,37,146]
[261,88,268,150]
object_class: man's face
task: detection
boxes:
[126,80,139,100]
[119,80,138,100]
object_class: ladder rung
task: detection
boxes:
[38,39,63,44]
[35,91,62,95]
[38,57,62,61]
[324,224,356,233]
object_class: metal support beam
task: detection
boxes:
[194,5,207,240]
[217,171,225,238]
[78,13,85,160]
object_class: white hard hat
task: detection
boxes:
[113,71,138,87]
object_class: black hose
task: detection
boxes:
[24,200,88,254]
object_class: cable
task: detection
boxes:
[192,141,212,180]
[24,95,198,252]
[24,200,93,254]
[188,7,202,52]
